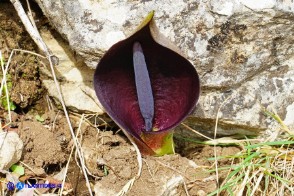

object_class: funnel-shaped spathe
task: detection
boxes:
[94,11,200,155]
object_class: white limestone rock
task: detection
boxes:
[34,0,294,136]
[0,132,23,170]
[40,29,103,113]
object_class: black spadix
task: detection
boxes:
[94,11,200,155]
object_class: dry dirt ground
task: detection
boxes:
[0,1,241,195]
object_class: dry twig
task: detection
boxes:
[10,1,93,195]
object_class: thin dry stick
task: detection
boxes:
[0,50,15,99]
[10,1,92,195]
[25,0,37,30]
[10,0,58,65]
[0,49,45,99]
[9,49,46,59]
[250,171,264,196]
[142,159,155,182]
[213,92,236,196]
[59,141,75,195]
[73,114,102,179]
[181,123,212,140]
[19,161,38,175]
[216,156,236,193]
[115,129,142,196]
[0,49,27,127]
[52,110,60,132]
[46,94,53,111]
[237,165,251,196]
[182,180,190,196]
[0,51,12,123]
[0,49,45,128]
[121,129,143,177]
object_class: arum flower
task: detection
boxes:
[94,11,200,156]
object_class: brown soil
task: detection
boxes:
[0,1,241,195]
[0,1,43,109]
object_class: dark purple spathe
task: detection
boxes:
[93,19,200,144]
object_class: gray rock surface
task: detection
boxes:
[0,132,23,170]
[35,0,294,136]
[39,29,103,113]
